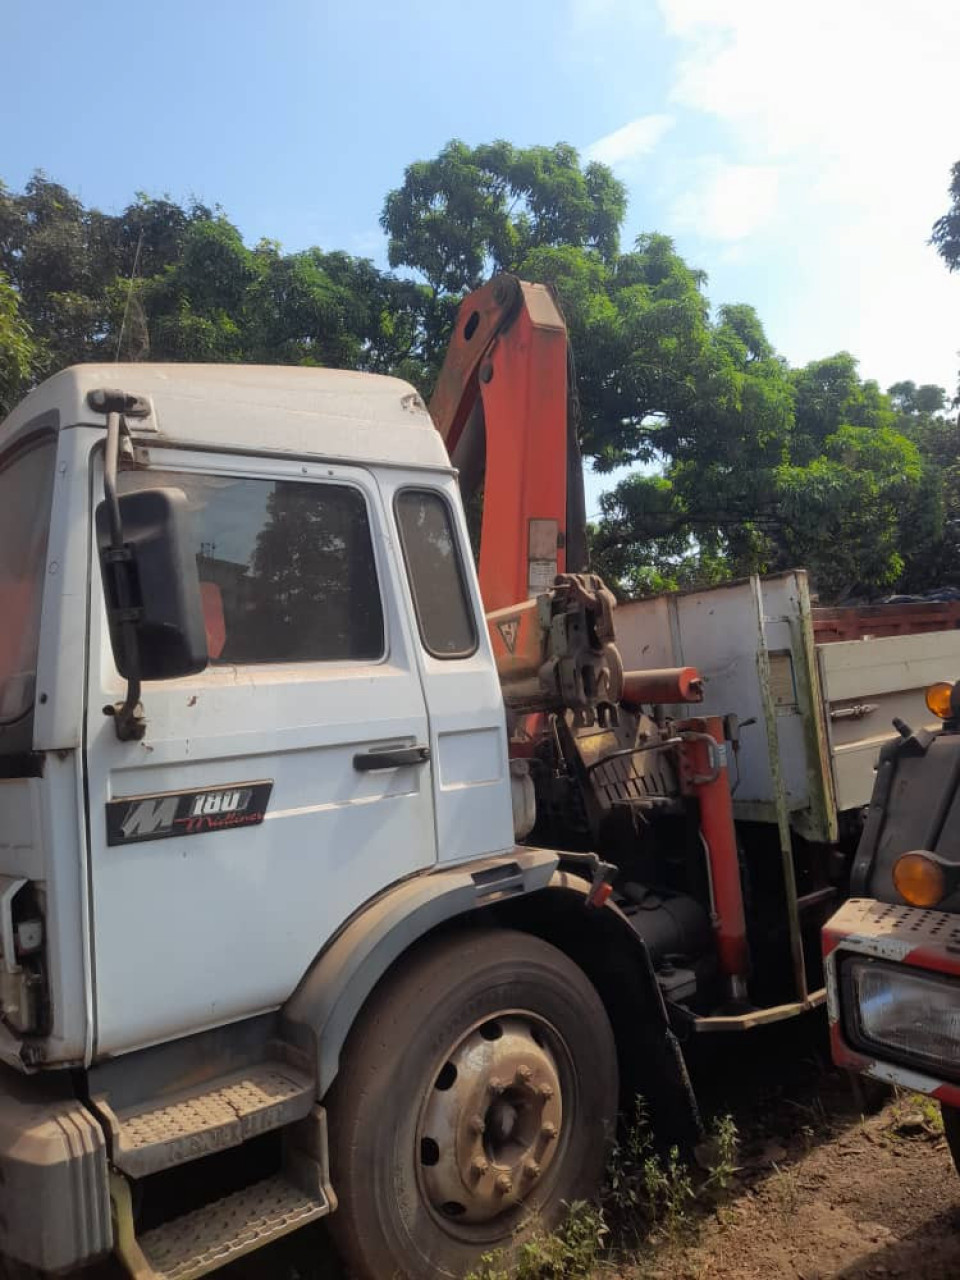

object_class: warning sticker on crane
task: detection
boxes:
[496,618,520,654]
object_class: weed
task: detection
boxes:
[887,1089,944,1137]
[643,1144,695,1240]
[606,1098,737,1244]
[784,1093,830,1135]
[912,1093,944,1133]
[769,1163,800,1219]
[702,1114,739,1195]
[465,1200,609,1280]
[605,1097,656,1218]
[469,1101,739,1277]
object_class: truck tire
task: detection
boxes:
[326,926,618,1279]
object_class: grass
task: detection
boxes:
[465,1200,609,1280]
[886,1087,945,1137]
[466,1099,739,1280]
[768,1163,800,1219]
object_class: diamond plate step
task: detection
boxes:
[110,1107,336,1280]
[95,1061,314,1177]
[140,1174,330,1280]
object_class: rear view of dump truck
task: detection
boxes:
[825,678,960,1169]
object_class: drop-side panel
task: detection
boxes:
[616,572,835,840]
[818,629,960,813]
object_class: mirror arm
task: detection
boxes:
[102,411,145,742]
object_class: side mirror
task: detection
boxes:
[96,488,209,681]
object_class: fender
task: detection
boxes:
[281,847,701,1145]
[495,869,702,1146]
[282,847,557,1096]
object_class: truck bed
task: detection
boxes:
[615,572,960,842]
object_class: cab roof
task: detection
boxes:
[1,363,451,470]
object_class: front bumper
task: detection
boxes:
[824,897,960,1107]
[0,1064,112,1272]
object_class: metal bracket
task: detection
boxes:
[110,1171,156,1280]
[87,388,151,419]
[0,877,27,976]
[830,703,879,721]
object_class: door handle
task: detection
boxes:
[353,745,431,772]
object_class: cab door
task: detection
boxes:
[85,448,436,1058]
[383,472,515,865]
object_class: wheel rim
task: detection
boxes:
[416,1013,566,1226]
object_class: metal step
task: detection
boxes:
[140,1173,330,1280]
[111,1106,336,1280]
[95,1060,315,1177]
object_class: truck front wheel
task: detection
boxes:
[326,926,618,1279]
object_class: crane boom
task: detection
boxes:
[429,273,586,614]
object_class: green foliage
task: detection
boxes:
[1,151,955,603]
[704,1113,740,1194]
[604,1098,737,1247]
[0,271,39,417]
[774,423,923,598]
[465,1200,608,1280]
[466,1102,740,1279]
[932,160,960,272]
[605,1099,686,1241]
[382,139,626,294]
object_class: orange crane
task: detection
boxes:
[429,273,751,1001]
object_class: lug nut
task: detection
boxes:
[495,1173,513,1195]
[541,1121,558,1141]
[538,1082,555,1100]
[523,1160,541,1180]
[469,1114,486,1135]
[489,1076,504,1095]
[515,1064,533,1083]
[471,1156,489,1177]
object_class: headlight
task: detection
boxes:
[843,957,960,1078]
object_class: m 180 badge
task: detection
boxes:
[106,781,273,846]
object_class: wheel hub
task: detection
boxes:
[417,1014,563,1224]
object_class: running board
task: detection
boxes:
[111,1107,336,1280]
[93,1060,314,1178]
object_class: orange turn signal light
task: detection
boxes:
[893,852,947,908]
[926,681,956,719]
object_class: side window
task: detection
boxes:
[118,470,384,664]
[0,438,57,722]
[395,489,478,659]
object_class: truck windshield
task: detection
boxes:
[0,439,56,726]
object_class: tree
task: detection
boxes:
[0,272,39,418]
[888,380,948,416]
[772,423,922,599]
[888,381,960,592]
[592,349,929,599]
[0,155,950,603]
[382,140,626,295]
[932,161,960,272]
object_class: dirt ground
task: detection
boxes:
[223,1012,960,1279]
[640,1102,960,1280]
[621,1016,960,1280]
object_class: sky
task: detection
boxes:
[3,0,958,507]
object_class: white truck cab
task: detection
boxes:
[1,363,516,1065]
[0,365,660,1280]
